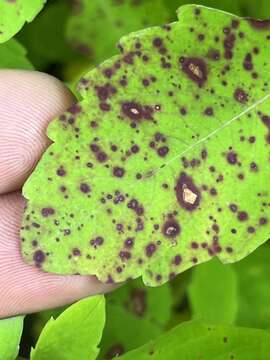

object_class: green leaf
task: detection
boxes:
[0,316,24,360]
[17,1,79,70]
[0,0,47,43]
[118,320,270,360]
[0,39,33,69]
[31,295,105,360]
[188,258,238,324]
[66,0,171,64]
[21,5,270,286]
[99,279,172,358]
[234,243,270,328]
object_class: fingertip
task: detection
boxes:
[0,70,75,194]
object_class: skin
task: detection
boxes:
[0,70,114,319]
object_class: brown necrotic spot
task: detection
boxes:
[260,114,270,144]
[119,251,131,261]
[180,57,208,86]
[145,243,156,257]
[105,344,125,359]
[113,166,125,177]
[237,211,248,221]
[175,172,201,211]
[226,151,238,165]
[162,219,181,238]
[90,236,104,248]
[248,18,270,30]
[80,183,91,193]
[234,88,248,103]
[56,166,66,176]
[33,250,46,265]
[157,146,169,157]
[122,101,142,120]
[41,207,55,217]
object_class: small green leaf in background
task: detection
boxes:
[0,39,33,70]
[0,316,24,360]
[234,243,270,329]
[66,0,171,64]
[0,0,47,43]
[188,258,238,324]
[118,320,270,360]
[99,279,172,358]
[17,1,79,71]
[31,295,105,360]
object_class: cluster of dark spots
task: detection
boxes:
[95,83,116,102]
[152,37,167,55]
[234,88,248,103]
[145,243,156,257]
[149,132,169,158]
[181,156,201,169]
[121,101,154,123]
[89,142,108,163]
[103,67,115,79]
[119,250,131,261]
[90,236,104,248]
[130,288,147,316]
[56,166,66,176]
[260,114,270,144]
[127,199,144,216]
[175,172,201,211]
[105,344,125,359]
[113,166,125,177]
[247,18,270,30]
[162,219,181,238]
[223,30,236,60]
[80,183,91,193]
[135,217,144,232]
[180,57,208,87]
[33,250,46,266]
[207,48,220,61]
[243,53,253,71]
[41,207,55,217]
[68,103,81,115]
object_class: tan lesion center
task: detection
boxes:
[188,63,203,79]
[183,184,197,204]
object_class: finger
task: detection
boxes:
[0,70,75,195]
[0,192,114,318]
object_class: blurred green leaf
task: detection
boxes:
[118,320,270,359]
[234,243,270,328]
[0,39,33,69]
[99,279,172,358]
[31,295,105,360]
[188,258,238,324]
[0,316,24,360]
[0,0,46,43]
[17,1,79,71]
[66,0,171,64]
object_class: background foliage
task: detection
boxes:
[1,0,270,359]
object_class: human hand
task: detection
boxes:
[0,70,114,319]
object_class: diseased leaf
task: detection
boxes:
[21,5,270,286]
[0,316,24,360]
[188,258,238,324]
[0,0,47,43]
[117,320,270,360]
[0,39,33,70]
[66,0,171,64]
[99,279,172,358]
[30,295,105,360]
[234,243,270,328]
